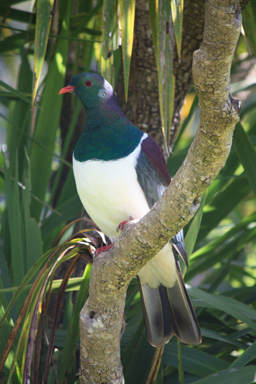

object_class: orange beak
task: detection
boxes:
[59,85,75,95]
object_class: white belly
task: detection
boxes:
[73,143,149,240]
[73,140,176,288]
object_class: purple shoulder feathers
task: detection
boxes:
[141,136,171,185]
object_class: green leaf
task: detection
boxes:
[163,342,229,377]
[171,0,184,59]
[0,280,14,378]
[172,94,198,152]
[148,2,181,164]
[198,174,250,242]
[242,2,256,57]
[0,31,34,54]
[7,49,33,178]
[123,331,155,384]
[191,212,256,263]
[0,80,33,106]
[101,0,118,60]
[30,0,72,221]
[33,0,54,103]
[119,0,136,100]
[0,8,35,24]
[58,264,91,383]
[101,0,120,86]
[22,164,43,271]
[201,328,246,348]
[233,122,256,197]
[192,366,256,384]
[230,339,256,368]
[156,0,175,155]
[185,191,207,260]
[4,158,25,287]
[189,287,256,330]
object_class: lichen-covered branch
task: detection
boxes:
[80,1,241,383]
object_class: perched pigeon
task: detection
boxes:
[59,73,201,347]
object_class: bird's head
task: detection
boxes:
[59,72,115,109]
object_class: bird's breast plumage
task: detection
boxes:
[73,133,150,240]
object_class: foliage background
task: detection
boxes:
[0,0,256,383]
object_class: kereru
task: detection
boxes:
[59,72,201,347]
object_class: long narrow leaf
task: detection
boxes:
[58,264,91,382]
[163,341,228,377]
[171,0,184,59]
[119,0,136,100]
[192,366,256,384]
[157,0,175,154]
[230,339,256,368]
[233,122,256,197]
[33,0,54,103]
[242,2,256,57]
[189,287,256,330]
[185,191,207,260]
[101,0,120,85]
[30,0,72,221]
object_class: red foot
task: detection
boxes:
[116,216,134,232]
[116,221,128,232]
[94,244,113,256]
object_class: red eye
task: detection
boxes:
[85,80,92,87]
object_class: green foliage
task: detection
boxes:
[0,0,256,383]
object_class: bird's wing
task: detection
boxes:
[136,135,188,266]
[135,135,170,208]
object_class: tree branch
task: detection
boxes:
[79,1,241,383]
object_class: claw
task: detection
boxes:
[94,244,113,256]
[116,216,134,232]
[116,221,128,232]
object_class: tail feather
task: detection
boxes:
[138,267,201,347]
[166,265,201,345]
[137,279,174,347]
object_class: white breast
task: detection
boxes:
[73,135,149,240]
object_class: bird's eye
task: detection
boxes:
[85,80,92,87]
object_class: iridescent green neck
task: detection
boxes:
[74,103,143,162]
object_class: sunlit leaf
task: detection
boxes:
[171,0,184,59]
[119,0,135,100]
[101,0,117,84]
[230,339,256,368]
[32,0,54,103]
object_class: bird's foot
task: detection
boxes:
[116,216,134,232]
[94,244,113,256]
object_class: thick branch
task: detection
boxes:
[80,1,241,383]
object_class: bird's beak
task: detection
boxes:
[59,85,75,95]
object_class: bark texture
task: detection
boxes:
[118,0,205,147]
[80,1,241,383]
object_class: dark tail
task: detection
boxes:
[137,265,202,347]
